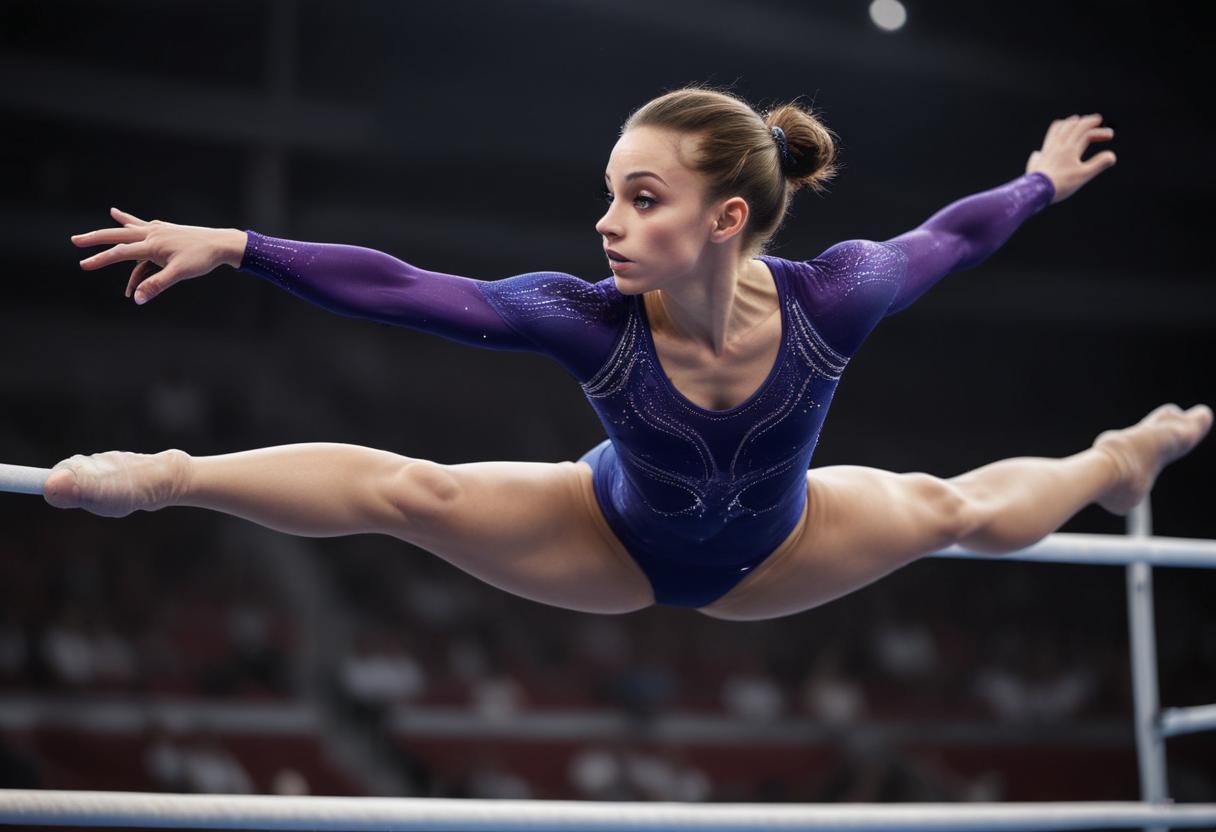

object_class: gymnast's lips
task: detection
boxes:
[605,249,631,262]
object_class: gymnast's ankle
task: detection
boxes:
[159,448,194,509]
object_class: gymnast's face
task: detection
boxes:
[596,126,732,295]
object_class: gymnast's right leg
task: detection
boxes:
[700,403,1212,621]
[42,444,654,615]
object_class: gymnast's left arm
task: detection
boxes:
[881,113,1117,315]
[69,207,616,382]
[235,232,619,381]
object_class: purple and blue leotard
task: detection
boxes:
[238,172,1055,608]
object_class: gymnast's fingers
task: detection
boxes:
[1082,126,1115,148]
[1080,148,1117,177]
[1066,114,1105,144]
[1046,114,1079,145]
[125,260,155,299]
[79,241,152,271]
[71,226,147,248]
[110,206,150,226]
[1044,116,1071,144]
[132,264,185,305]
[1078,121,1115,175]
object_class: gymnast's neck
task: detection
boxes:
[642,246,778,357]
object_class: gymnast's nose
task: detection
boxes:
[595,206,622,240]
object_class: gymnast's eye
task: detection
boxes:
[600,188,656,210]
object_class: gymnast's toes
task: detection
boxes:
[1143,402,1212,458]
[42,466,82,509]
[1093,403,1213,515]
[1187,403,1213,442]
[42,452,132,517]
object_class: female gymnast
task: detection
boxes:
[46,87,1211,620]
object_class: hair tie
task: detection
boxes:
[770,126,793,173]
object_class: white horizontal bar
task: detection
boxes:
[1,791,1215,831]
[0,463,51,495]
[1161,703,1216,738]
[935,532,1216,568]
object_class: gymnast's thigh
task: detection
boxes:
[699,465,967,621]
[386,457,654,615]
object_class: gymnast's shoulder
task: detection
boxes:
[476,268,630,327]
[767,238,905,283]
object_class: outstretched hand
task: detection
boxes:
[1026,114,1116,205]
[70,208,246,305]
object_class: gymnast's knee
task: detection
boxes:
[930,477,1025,555]
[905,473,979,551]
[382,458,464,532]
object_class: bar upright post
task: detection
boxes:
[1126,498,1167,832]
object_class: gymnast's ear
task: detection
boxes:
[709,195,749,244]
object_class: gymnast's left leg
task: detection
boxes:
[39,443,655,614]
[700,403,1212,621]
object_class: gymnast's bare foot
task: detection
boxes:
[42,449,192,517]
[1092,403,1213,515]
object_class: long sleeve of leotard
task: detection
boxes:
[796,171,1055,355]
[237,232,624,383]
[881,170,1056,313]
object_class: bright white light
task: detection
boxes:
[869,0,907,32]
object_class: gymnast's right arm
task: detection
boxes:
[792,113,1117,356]
[71,208,619,382]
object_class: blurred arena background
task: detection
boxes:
[1,0,1213,804]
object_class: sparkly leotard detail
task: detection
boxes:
[238,172,1055,607]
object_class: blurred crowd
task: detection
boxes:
[0,520,291,700]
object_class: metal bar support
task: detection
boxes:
[1125,499,1167,832]
[1160,703,1216,738]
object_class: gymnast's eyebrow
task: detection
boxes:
[604,170,669,186]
